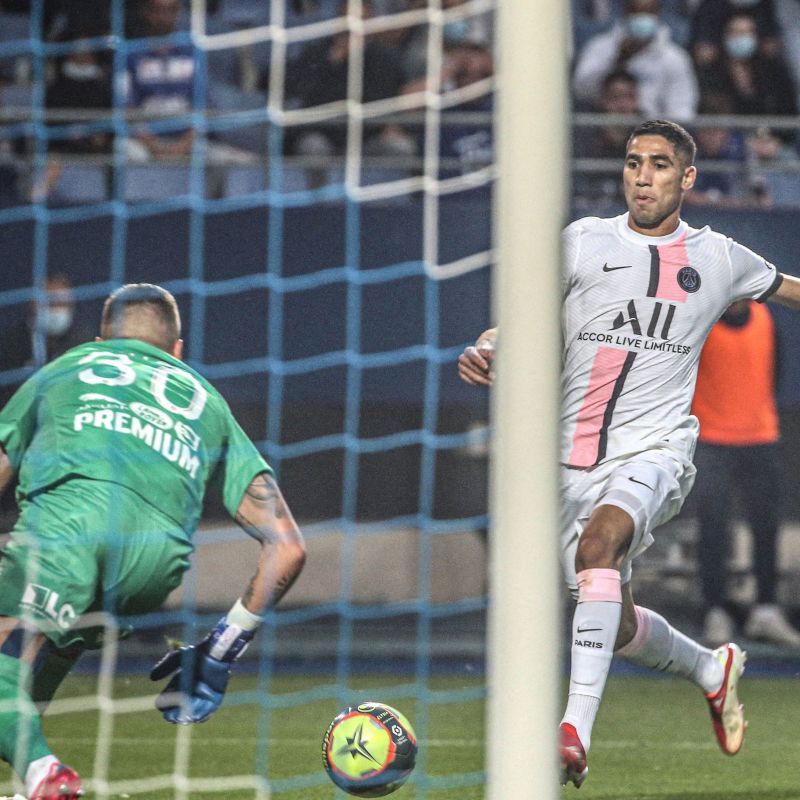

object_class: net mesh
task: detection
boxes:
[0,0,493,795]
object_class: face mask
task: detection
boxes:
[443,19,470,42]
[61,60,104,82]
[625,12,659,41]
[37,307,74,337]
[725,33,757,59]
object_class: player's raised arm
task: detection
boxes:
[458,326,498,386]
[150,474,305,725]
[769,273,800,310]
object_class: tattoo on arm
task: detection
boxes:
[235,473,286,543]
[235,472,305,610]
[245,474,285,517]
[242,568,297,609]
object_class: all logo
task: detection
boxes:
[611,300,676,340]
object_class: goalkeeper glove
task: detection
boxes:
[150,599,260,724]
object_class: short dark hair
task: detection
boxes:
[626,119,697,167]
[602,69,637,91]
[101,283,181,352]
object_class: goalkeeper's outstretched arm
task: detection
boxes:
[233,471,307,614]
[151,473,306,724]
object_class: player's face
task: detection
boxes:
[623,135,696,236]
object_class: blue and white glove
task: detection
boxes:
[150,599,260,724]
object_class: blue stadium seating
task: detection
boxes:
[49,164,108,205]
[124,165,192,201]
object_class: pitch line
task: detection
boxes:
[47,735,483,748]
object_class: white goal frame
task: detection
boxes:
[488,0,567,797]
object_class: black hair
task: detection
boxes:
[626,119,697,166]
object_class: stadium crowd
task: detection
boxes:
[0,0,796,206]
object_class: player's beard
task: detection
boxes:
[629,190,682,231]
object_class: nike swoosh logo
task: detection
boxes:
[576,626,602,634]
[602,263,634,272]
[628,476,654,491]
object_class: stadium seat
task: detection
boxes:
[360,167,411,186]
[764,172,800,208]
[0,81,33,112]
[224,165,312,196]
[124,165,192,202]
[220,0,270,29]
[49,164,108,206]
[208,81,269,154]
[225,165,266,195]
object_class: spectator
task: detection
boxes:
[45,19,113,156]
[572,0,699,121]
[0,274,91,406]
[696,12,798,149]
[0,274,89,371]
[572,70,641,211]
[689,0,781,67]
[123,0,251,197]
[575,69,641,158]
[0,101,23,209]
[0,274,90,516]
[684,94,768,208]
[400,37,493,177]
[397,0,493,84]
[774,0,800,108]
[436,43,494,176]
[691,300,800,647]
[281,0,414,175]
[42,0,113,40]
[124,0,197,163]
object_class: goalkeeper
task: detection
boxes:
[0,283,306,800]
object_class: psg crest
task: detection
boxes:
[677,266,701,293]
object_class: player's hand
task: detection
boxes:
[150,645,232,724]
[150,618,255,724]
[458,331,496,386]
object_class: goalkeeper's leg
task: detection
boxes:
[0,620,83,799]
[31,643,84,708]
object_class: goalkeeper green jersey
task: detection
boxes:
[0,339,271,538]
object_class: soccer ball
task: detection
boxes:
[322,701,418,797]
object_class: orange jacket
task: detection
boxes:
[692,301,779,446]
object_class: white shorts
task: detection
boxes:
[559,448,696,596]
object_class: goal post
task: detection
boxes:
[488,0,568,797]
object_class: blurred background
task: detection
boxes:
[1,0,800,760]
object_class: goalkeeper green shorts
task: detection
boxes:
[0,478,193,650]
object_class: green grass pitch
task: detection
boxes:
[0,673,797,799]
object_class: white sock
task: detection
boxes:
[25,754,58,797]
[561,569,622,752]
[617,605,724,695]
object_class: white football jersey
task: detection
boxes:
[561,212,782,468]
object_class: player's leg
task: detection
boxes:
[0,488,103,799]
[615,584,747,755]
[0,618,83,799]
[31,643,85,708]
[560,502,632,787]
[561,448,723,784]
